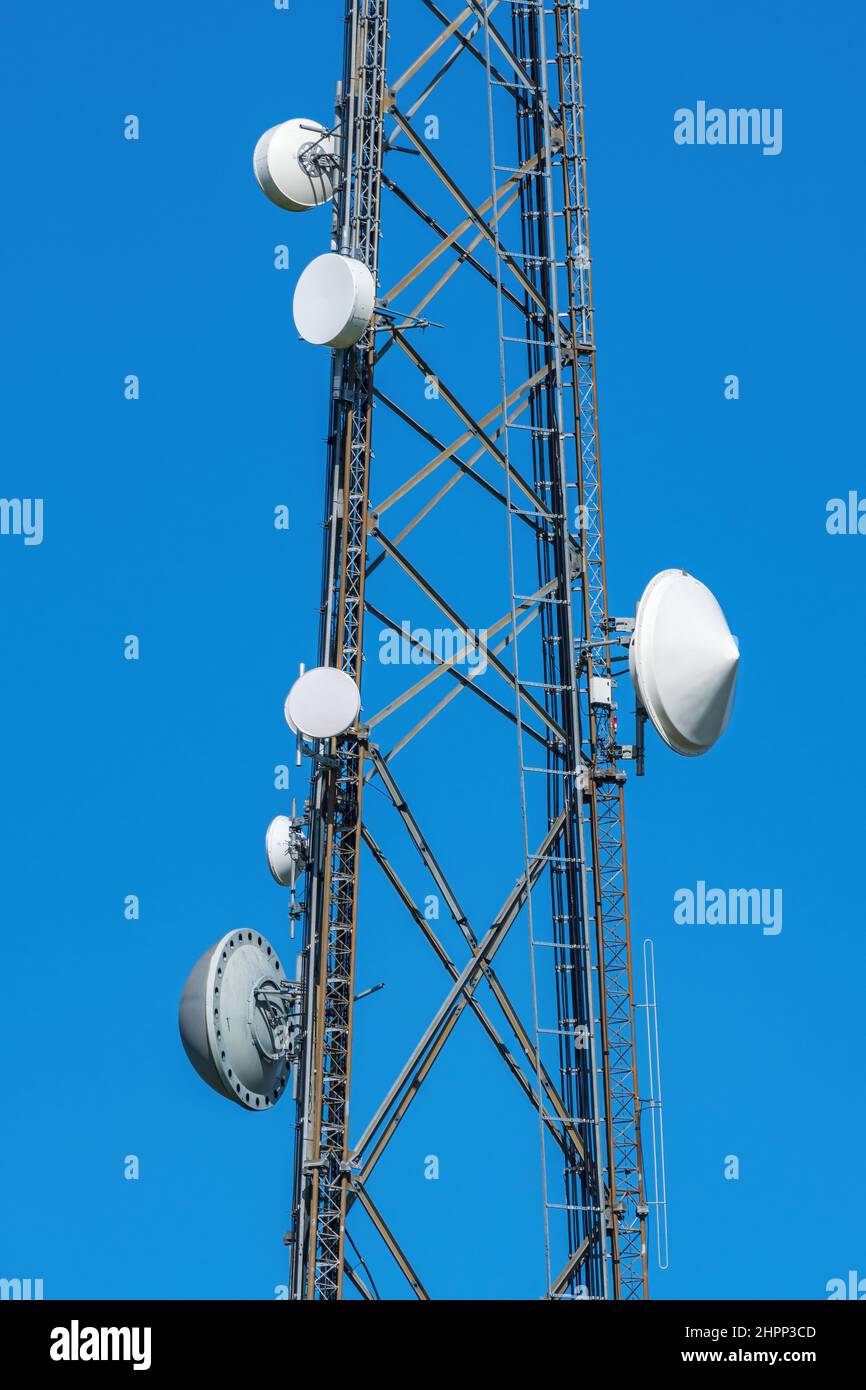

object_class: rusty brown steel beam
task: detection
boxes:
[350,807,568,1172]
[361,821,570,1138]
[547,1235,594,1300]
[379,175,525,332]
[389,332,556,523]
[388,106,555,321]
[367,392,538,574]
[362,599,545,776]
[371,361,549,522]
[381,162,525,303]
[369,389,526,531]
[363,580,556,731]
[363,747,590,1163]
[352,1183,429,1300]
[389,3,480,98]
[370,527,566,743]
[364,600,553,751]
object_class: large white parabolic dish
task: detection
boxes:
[253,118,335,212]
[178,930,291,1111]
[284,665,361,740]
[630,569,739,757]
[293,253,376,349]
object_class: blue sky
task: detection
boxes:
[1,0,864,1301]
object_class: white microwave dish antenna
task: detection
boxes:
[293,253,376,349]
[253,118,336,212]
[266,814,306,889]
[178,930,292,1111]
[629,569,739,757]
[284,665,361,740]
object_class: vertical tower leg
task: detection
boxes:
[291,0,390,1303]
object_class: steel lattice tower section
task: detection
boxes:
[291,0,390,1302]
[288,0,649,1301]
[550,0,649,1300]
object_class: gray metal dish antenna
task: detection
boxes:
[178,930,300,1112]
